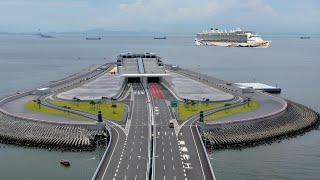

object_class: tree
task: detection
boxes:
[97,101,102,110]
[73,97,77,105]
[32,100,37,108]
[76,98,81,106]
[247,97,251,107]
[111,104,117,114]
[37,99,41,109]
[90,100,96,111]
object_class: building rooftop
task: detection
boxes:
[117,53,166,77]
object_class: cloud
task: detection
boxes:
[93,0,277,29]
[0,0,319,33]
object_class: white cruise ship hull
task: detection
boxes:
[195,39,271,48]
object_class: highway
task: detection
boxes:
[149,83,185,180]
[95,83,150,180]
[94,82,215,180]
[149,83,215,180]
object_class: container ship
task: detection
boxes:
[195,27,270,48]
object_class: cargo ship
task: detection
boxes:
[195,27,270,48]
[153,36,167,40]
[86,37,102,40]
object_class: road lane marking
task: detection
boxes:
[102,127,121,179]
[190,125,206,180]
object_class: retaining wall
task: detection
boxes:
[200,101,319,150]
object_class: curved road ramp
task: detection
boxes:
[0,64,113,151]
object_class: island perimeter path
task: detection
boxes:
[1,53,318,180]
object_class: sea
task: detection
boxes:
[0,34,319,180]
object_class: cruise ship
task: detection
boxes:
[195,28,270,48]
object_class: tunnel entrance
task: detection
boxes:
[147,77,160,83]
[127,77,141,83]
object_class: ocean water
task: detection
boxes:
[0,34,319,179]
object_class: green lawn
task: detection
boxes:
[24,101,92,122]
[177,102,228,121]
[47,99,125,122]
[205,100,260,121]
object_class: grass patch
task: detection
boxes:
[48,99,125,122]
[24,101,92,122]
[205,100,260,121]
[177,102,227,121]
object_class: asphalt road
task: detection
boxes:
[95,83,150,180]
[149,83,186,180]
[149,83,215,180]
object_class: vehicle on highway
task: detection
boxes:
[169,120,174,128]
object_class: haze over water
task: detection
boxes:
[0,35,319,179]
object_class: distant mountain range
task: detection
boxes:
[0,28,169,36]
[1,28,319,37]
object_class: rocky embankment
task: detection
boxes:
[200,101,319,151]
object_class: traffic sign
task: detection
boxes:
[171,100,178,108]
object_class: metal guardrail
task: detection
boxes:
[195,122,216,180]
[91,124,112,180]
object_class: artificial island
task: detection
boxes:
[0,53,318,180]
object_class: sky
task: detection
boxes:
[0,0,319,34]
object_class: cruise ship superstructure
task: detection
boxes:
[195,28,270,48]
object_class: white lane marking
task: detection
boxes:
[164,165,166,170]
[135,175,137,180]
[102,127,121,179]
[163,156,165,160]
[127,164,130,169]
[190,125,206,180]
[174,176,176,180]
[137,164,139,169]
[129,155,132,160]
